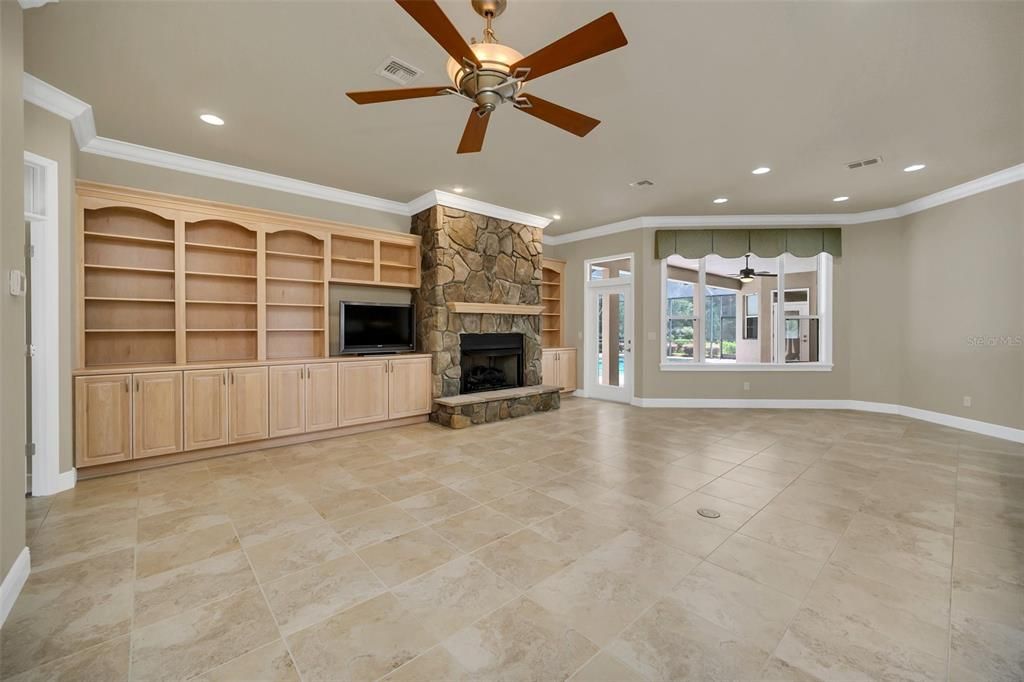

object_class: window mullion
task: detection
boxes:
[775,256,786,364]
[696,258,706,363]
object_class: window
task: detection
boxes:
[661,253,832,370]
[704,285,736,361]
[588,256,632,281]
[743,294,759,340]
[666,278,696,360]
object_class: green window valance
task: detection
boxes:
[655,228,842,260]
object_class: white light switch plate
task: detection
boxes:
[8,270,26,296]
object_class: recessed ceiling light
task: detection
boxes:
[551,214,561,220]
[751,167,771,175]
[452,186,464,194]
[832,196,850,202]
[199,113,224,126]
[712,197,729,204]
[903,163,926,172]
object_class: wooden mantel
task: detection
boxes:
[446,302,544,315]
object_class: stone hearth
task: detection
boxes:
[412,205,545,401]
[433,385,562,428]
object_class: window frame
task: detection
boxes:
[659,253,833,372]
[743,293,759,340]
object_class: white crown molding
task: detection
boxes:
[0,548,29,628]
[629,397,1024,444]
[18,0,58,9]
[408,190,552,228]
[82,136,412,216]
[22,73,95,149]
[544,162,1024,245]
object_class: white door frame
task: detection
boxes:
[582,253,635,403]
[24,151,71,496]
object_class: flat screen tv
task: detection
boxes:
[339,302,415,354]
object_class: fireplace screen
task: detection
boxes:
[459,333,524,394]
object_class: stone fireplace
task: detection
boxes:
[460,333,524,394]
[411,205,559,426]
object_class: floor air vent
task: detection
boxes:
[375,57,422,86]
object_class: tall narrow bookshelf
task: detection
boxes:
[265,230,326,359]
[184,220,258,362]
[540,258,565,348]
[82,207,177,367]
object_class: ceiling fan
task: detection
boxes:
[729,255,778,283]
[346,0,628,154]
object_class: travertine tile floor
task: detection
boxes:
[4,398,1024,681]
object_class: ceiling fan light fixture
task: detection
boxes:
[739,274,755,283]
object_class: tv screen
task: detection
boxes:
[340,302,415,353]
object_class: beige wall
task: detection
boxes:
[901,183,1023,429]
[77,153,410,233]
[1,0,26,583]
[550,185,1023,432]
[843,218,905,405]
[24,103,76,473]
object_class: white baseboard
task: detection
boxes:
[628,397,1024,444]
[54,468,77,494]
[0,547,30,627]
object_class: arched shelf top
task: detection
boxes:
[84,206,176,243]
[185,219,259,251]
[265,228,325,258]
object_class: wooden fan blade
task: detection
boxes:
[457,108,490,154]
[516,95,600,137]
[510,12,627,82]
[346,87,451,104]
[395,0,480,67]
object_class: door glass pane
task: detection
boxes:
[595,292,626,386]
[588,256,632,281]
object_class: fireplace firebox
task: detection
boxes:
[460,333,524,394]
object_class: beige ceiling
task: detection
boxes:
[23,1,1024,235]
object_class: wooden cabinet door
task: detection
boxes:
[388,357,432,419]
[133,372,183,458]
[306,363,339,432]
[541,350,559,387]
[229,367,269,443]
[184,369,228,451]
[338,360,389,426]
[269,365,305,438]
[75,375,132,467]
[558,349,577,392]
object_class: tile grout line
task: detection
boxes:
[216,513,307,682]
[945,439,962,682]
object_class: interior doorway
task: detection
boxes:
[24,152,67,497]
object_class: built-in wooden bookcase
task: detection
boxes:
[541,258,565,348]
[330,234,375,283]
[265,229,326,360]
[184,219,259,363]
[82,206,177,367]
[77,182,421,370]
[330,234,420,288]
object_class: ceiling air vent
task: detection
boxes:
[846,156,883,170]
[375,57,423,86]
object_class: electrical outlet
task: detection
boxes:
[743,382,751,392]
[963,396,972,408]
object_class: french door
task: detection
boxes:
[585,282,634,403]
